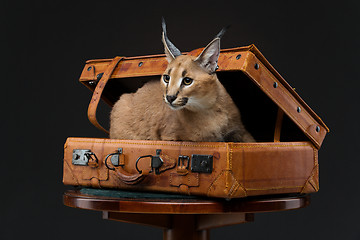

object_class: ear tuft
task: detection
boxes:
[162,18,181,63]
[214,25,230,39]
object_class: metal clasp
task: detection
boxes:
[105,148,124,170]
[177,155,190,174]
[191,154,213,173]
[135,149,163,175]
[72,149,98,167]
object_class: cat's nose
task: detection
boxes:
[166,95,177,103]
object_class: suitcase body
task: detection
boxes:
[63,45,328,198]
[64,138,318,198]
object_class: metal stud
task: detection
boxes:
[297,107,301,113]
[273,82,278,88]
[87,66,92,71]
[316,126,320,132]
[96,73,104,81]
[138,62,143,67]
[254,63,260,70]
[236,54,241,60]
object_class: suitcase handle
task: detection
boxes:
[87,56,124,135]
[104,149,176,185]
[114,168,146,185]
[104,152,147,185]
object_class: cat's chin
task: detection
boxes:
[167,104,186,110]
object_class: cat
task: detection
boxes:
[109,20,255,143]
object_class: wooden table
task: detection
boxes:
[63,189,310,240]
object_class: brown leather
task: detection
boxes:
[114,167,146,185]
[274,108,284,142]
[79,45,329,149]
[87,56,123,134]
[108,152,176,185]
[63,137,319,198]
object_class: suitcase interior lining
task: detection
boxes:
[99,71,307,143]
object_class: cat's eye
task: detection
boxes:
[163,75,170,83]
[182,77,193,85]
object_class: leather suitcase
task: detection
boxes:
[63,45,329,199]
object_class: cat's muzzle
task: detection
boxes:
[166,97,188,110]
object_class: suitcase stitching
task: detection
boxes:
[300,148,319,194]
[227,145,247,198]
[228,171,247,198]
[68,138,225,148]
[246,185,303,191]
[68,138,310,148]
[206,170,226,196]
[228,180,240,197]
[231,143,310,148]
[206,170,247,198]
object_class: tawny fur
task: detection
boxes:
[110,23,254,142]
[110,54,254,142]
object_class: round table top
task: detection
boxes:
[63,189,310,214]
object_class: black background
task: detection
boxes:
[2,0,360,239]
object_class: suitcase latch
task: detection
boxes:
[177,155,190,174]
[191,154,213,173]
[135,149,163,175]
[105,148,125,170]
[72,149,99,166]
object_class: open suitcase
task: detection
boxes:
[63,45,329,199]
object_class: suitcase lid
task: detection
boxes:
[78,44,329,149]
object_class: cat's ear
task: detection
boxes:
[162,18,181,63]
[195,27,228,73]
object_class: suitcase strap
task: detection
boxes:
[274,107,284,142]
[87,56,124,134]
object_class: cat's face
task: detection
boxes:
[161,55,218,111]
[161,19,224,111]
